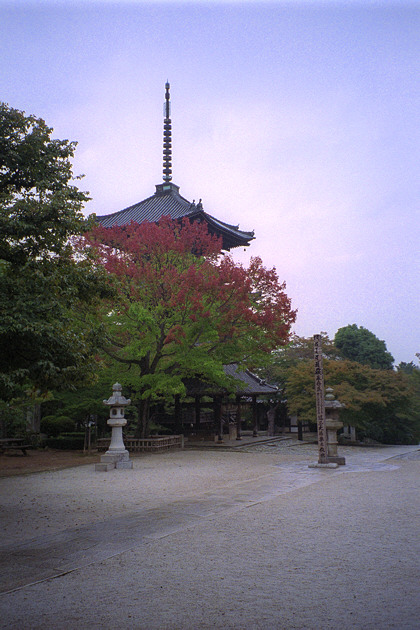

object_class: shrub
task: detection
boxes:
[46,433,85,449]
[40,415,75,437]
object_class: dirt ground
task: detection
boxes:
[0,449,99,477]
[0,444,418,629]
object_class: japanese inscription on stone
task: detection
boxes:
[314,334,328,464]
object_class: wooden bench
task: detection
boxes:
[0,439,33,456]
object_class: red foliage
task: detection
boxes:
[76,216,296,360]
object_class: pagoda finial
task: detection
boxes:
[163,81,172,182]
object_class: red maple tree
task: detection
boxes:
[77,216,296,434]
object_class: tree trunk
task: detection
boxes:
[136,399,150,438]
[26,403,41,433]
[297,419,303,441]
[236,395,242,440]
[174,395,182,434]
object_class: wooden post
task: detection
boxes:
[252,395,258,437]
[314,334,328,464]
[214,396,223,442]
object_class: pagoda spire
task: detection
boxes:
[163,81,172,182]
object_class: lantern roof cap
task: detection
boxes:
[103,383,131,407]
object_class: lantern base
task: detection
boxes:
[95,462,116,472]
[95,450,133,472]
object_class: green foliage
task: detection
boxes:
[46,433,85,449]
[39,369,125,436]
[263,332,340,390]
[79,219,296,436]
[0,103,109,400]
[0,398,27,437]
[40,415,75,437]
[0,102,91,264]
[262,333,419,444]
[334,324,394,370]
[285,357,419,444]
[397,360,419,375]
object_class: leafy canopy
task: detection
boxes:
[260,332,419,444]
[286,356,419,444]
[0,102,91,264]
[80,217,296,412]
[0,103,106,400]
[334,324,394,370]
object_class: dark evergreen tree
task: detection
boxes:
[334,324,394,370]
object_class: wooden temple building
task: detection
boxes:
[175,364,279,442]
[97,84,278,441]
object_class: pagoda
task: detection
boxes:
[96,83,254,251]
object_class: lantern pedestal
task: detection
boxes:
[309,386,345,469]
[325,418,346,465]
[325,388,346,466]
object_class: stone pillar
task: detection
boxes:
[228,422,237,440]
[267,404,276,437]
[95,383,133,472]
[325,387,346,466]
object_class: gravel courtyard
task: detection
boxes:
[0,441,419,629]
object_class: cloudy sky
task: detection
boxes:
[2,0,419,364]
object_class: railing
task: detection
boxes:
[97,435,184,453]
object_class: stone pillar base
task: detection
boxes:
[328,455,346,465]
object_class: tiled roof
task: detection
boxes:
[223,364,278,395]
[96,182,254,251]
[183,364,278,397]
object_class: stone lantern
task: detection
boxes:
[324,387,345,465]
[95,383,133,471]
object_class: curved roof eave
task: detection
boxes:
[95,189,254,250]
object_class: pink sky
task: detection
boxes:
[1,1,419,364]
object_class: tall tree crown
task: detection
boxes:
[0,102,90,265]
[0,104,103,400]
[334,324,394,370]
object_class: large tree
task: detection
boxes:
[334,324,394,370]
[258,332,342,434]
[285,355,419,444]
[263,332,341,387]
[80,217,296,436]
[261,333,418,444]
[0,103,106,401]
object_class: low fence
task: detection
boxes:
[97,435,184,453]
